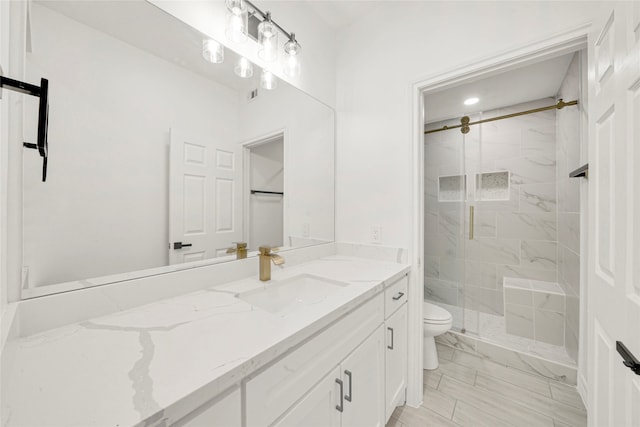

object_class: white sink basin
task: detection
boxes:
[237,274,349,315]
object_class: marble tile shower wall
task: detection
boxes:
[424,97,559,318]
[556,53,582,362]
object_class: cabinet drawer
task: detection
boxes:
[245,293,384,427]
[385,275,408,317]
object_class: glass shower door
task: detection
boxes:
[424,117,470,334]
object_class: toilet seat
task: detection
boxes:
[423,302,452,324]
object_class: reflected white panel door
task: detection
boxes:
[169,129,243,264]
[587,3,640,426]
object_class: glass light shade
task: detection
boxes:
[202,39,224,64]
[260,69,277,90]
[226,0,245,15]
[283,34,301,77]
[234,56,253,78]
[225,0,247,43]
[258,18,278,62]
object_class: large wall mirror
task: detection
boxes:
[21,0,335,298]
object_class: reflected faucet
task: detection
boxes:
[227,242,248,259]
[259,246,285,281]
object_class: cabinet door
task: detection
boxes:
[341,325,385,427]
[175,386,241,427]
[274,366,341,427]
[385,304,407,422]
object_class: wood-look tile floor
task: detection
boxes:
[389,344,587,427]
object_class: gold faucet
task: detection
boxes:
[226,242,248,259]
[258,246,285,281]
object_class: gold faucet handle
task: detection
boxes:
[227,242,248,253]
[258,246,273,256]
[271,254,285,266]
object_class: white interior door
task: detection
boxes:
[587,3,640,426]
[169,129,242,265]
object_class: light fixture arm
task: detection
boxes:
[244,0,299,46]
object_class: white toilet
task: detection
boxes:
[423,301,453,370]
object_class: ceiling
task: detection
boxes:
[423,53,576,124]
[37,0,259,93]
[300,1,383,30]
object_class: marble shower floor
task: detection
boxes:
[431,301,576,367]
[388,344,587,427]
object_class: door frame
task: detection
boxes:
[408,24,590,407]
[241,128,287,249]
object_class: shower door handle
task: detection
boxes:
[469,206,474,240]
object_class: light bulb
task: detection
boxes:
[258,13,278,62]
[234,56,253,78]
[225,0,247,43]
[464,97,479,106]
[260,69,277,90]
[283,33,301,77]
[202,39,224,64]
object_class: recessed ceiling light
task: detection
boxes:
[464,97,479,106]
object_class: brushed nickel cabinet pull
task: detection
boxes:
[335,378,344,412]
[344,370,353,402]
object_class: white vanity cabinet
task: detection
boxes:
[245,293,385,427]
[384,275,409,422]
[339,325,386,427]
[274,366,342,427]
[173,273,408,427]
[275,326,385,427]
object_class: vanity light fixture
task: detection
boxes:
[464,97,479,106]
[225,0,248,43]
[202,39,224,63]
[257,12,278,62]
[260,69,277,90]
[283,33,301,77]
[225,0,302,77]
[235,56,254,78]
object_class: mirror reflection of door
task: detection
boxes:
[169,128,243,265]
[248,136,284,250]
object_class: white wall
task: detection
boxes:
[149,0,337,108]
[335,1,602,252]
[22,4,240,287]
[238,82,335,245]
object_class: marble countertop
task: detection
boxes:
[3,255,409,427]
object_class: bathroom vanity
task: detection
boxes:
[2,253,409,426]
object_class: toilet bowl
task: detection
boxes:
[423,301,453,370]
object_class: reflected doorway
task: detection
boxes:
[246,134,284,250]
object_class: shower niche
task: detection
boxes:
[438,171,510,202]
[475,171,510,201]
[438,175,467,202]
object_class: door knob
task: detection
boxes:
[173,242,193,250]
